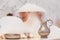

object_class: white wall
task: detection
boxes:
[0,0,60,24]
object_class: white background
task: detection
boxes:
[0,0,60,38]
[0,0,60,23]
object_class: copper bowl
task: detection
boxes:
[4,34,20,39]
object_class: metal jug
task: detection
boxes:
[38,19,53,38]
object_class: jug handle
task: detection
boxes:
[46,19,53,28]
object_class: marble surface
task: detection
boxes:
[0,0,60,24]
[0,38,60,40]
